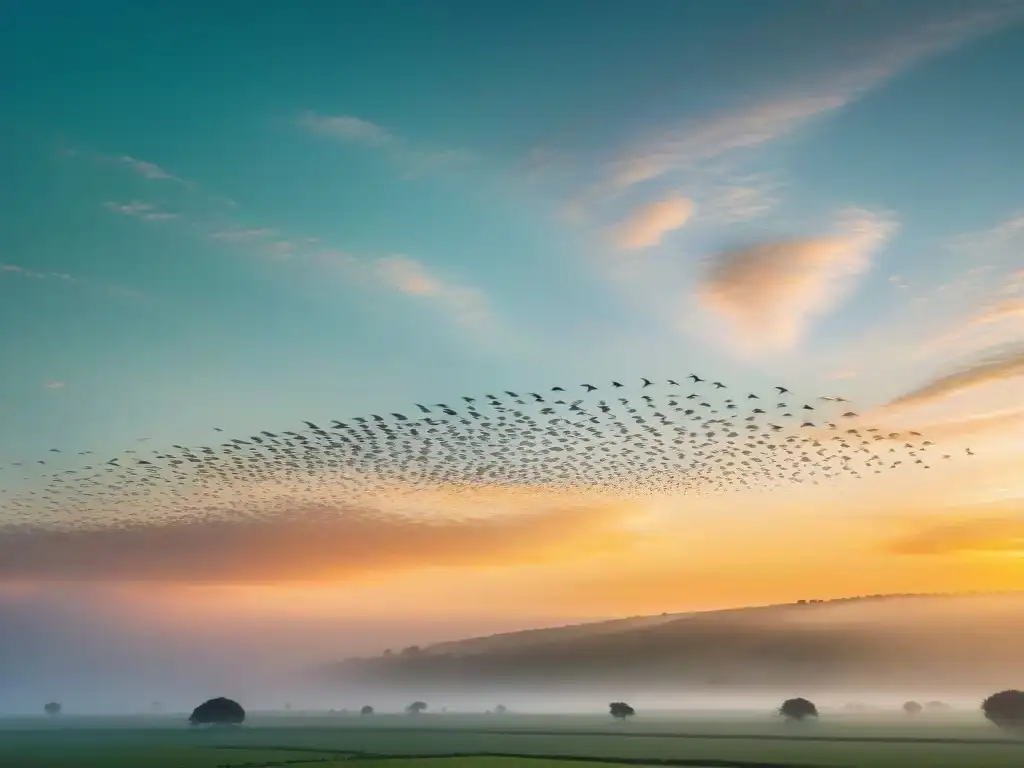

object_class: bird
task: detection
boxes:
[582,384,598,392]
[688,374,704,382]
[2,371,952,532]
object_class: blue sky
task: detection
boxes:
[2,0,1023,496]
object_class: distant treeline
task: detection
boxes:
[321,594,1024,690]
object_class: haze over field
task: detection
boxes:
[2,0,1024,717]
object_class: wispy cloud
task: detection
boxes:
[888,347,1024,410]
[117,155,183,183]
[696,208,897,355]
[603,7,1019,196]
[208,227,278,243]
[374,255,494,330]
[919,298,1024,359]
[1,260,146,302]
[300,111,475,176]
[43,380,66,390]
[300,114,392,146]
[103,201,179,221]
[701,176,781,223]
[612,196,694,250]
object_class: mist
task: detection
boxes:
[314,594,1024,714]
[0,583,580,715]
[3,590,1021,717]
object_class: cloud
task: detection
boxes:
[888,512,1024,556]
[609,95,850,191]
[300,111,474,175]
[613,196,693,250]
[1,261,146,302]
[0,501,637,583]
[696,208,897,354]
[702,178,781,223]
[965,299,1024,330]
[299,113,393,146]
[888,348,1024,409]
[208,227,277,243]
[43,380,65,390]
[117,155,180,182]
[103,201,179,221]
[604,8,1018,194]
[374,255,494,330]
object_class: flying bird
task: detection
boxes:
[1,372,957,531]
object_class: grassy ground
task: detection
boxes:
[1,712,1021,768]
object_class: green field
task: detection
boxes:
[1,712,1022,768]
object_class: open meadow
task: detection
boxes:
[2,711,1022,768]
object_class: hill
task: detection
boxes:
[321,592,1024,693]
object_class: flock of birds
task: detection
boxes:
[0,375,972,527]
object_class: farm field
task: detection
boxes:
[1,712,1022,768]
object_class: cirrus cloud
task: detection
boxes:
[887,347,1024,410]
[374,254,494,331]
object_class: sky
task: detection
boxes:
[2,0,1024,705]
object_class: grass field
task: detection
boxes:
[1,711,1021,768]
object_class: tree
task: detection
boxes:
[982,690,1024,731]
[925,700,952,712]
[360,705,374,716]
[609,702,635,720]
[494,704,507,715]
[903,700,923,716]
[406,700,427,715]
[779,697,818,722]
[44,702,61,717]
[188,697,245,726]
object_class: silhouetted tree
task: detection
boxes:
[494,704,507,715]
[609,701,635,720]
[360,705,374,716]
[406,700,427,715]
[925,700,952,712]
[903,700,922,716]
[44,702,61,717]
[982,690,1024,732]
[188,697,245,726]
[779,697,818,721]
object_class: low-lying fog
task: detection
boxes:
[2,588,1020,716]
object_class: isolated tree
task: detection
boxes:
[982,690,1024,732]
[360,705,374,716]
[779,697,818,722]
[44,702,61,717]
[188,697,245,726]
[406,700,427,715]
[494,704,507,715]
[903,700,923,716]
[925,700,952,712]
[609,702,635,720]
